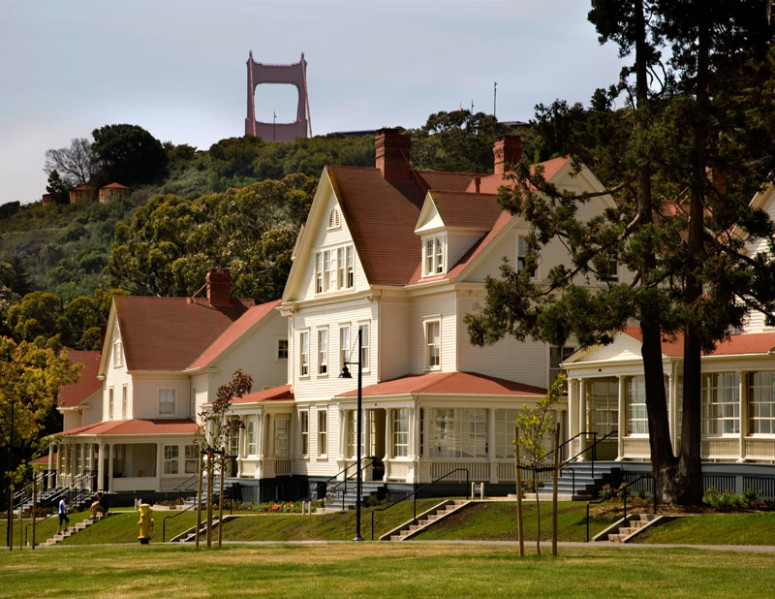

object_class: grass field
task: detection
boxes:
[2,543,774,598]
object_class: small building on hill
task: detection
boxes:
[69,185,96,204]
[99,182,131,203]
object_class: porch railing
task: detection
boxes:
[308,458,375,509]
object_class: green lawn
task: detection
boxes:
[2,543,774,598]
[415,500,620,542]
[636,512,775,545]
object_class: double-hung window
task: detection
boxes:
[340,325,351,371]
[423,235,446,276]
[163,445,179,475]
[426,321,441,370]
[315,245,355,293]
[318,329,328,375]
[300,411,309,456]
[359,324,370,371]
[159,389,176,416]
[392,409,410,457]
[184,445,198,474]
[246,420,257,455]
[318,410,328,456]
[299,331,310,377]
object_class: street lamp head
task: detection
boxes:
[339,364,352,379]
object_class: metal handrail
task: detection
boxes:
[586,473,657,542]
[309,458,375,508]
[370,467,470,541]
[162,502,199,542]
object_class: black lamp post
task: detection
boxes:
[339,328,364,541]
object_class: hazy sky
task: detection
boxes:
[0,0,625,205]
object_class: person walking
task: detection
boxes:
[57,497,70,534]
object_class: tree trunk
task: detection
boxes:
[632,0,680,504]
[677,2,711,506]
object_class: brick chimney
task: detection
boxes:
[375,128,411,180]
[493,136,522,176]
[206,268,232,307]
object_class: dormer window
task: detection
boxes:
[328,208,341,229]
[423,234,446,276]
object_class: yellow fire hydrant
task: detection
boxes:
[137,503,154,544]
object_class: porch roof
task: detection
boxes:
[230,384,294,404]
[622,327,775,357]
[336,371,546,398]
[59,418,200,437]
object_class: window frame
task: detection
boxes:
[276,338,288,361]
[358,323,370,372]
[163,445,179,475]
[273,415,290,458]
[318,409,328,457]
[299,331,310,378]
[300,410,309,457]
[425,320,441,371]
[339,325,351,371]
[702,372,740,436]
[391,408,410,457]
[184,444,198,474]
[318,328,328,376]
[246,419,257,456]
[423,234,447,276]
[748,371,775,435]
[158,389,177,416]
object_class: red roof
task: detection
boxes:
[188,299,280,369]
[469,156,570,194]
[102,182,129,189]
[59,350,102,407]
[622,327,775,357]
[231,384,294,404]
[429,191,501,230]
[328,166,485,287]
[61,419,199,437]
[336,371,546,398]
[114,295,253,371]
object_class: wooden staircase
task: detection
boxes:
[40,513,112,547]
[380,500,469,541]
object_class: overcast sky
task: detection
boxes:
[0,0,626,205]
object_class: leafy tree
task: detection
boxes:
[1,338,81,494]
[467,1,775,504]
[43,137,101,187]
[197,369,252,548]
[411,110,512,173]
[45,170,71,205]
[109,173,315,301]
[92,124,169,187]
[515,375,564,555]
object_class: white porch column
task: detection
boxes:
[668,372,678,457]
[739,370,746,461]
[488,408,497,483]
[617,376,626,460]
[47,444,54,490]
[155,442,163,492]
[108,445,114,493]
[578,379,587,460]
[97,443,105,492]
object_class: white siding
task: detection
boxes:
[406,290,457,374]
[379,294,411,381]
[456,293,549,388]
[130,374,189,419]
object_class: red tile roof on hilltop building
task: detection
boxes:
[622,326,775,357]
[187,299,280,370]
[336,371,546,398]
[58,350,102,407]
[114,295,254,371]
[60,418,200,437]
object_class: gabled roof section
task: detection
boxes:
[470,156,572,194]
[231,384,294,404]
[328,166,484,286]
[187,299,280,370]
[114,295,253,372]
[336,371,546,398]
[415,191,501,234]
[58,350,102,408]
[60,418,199,437]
